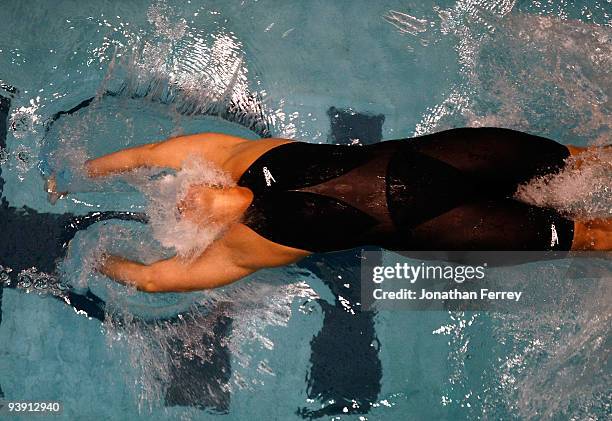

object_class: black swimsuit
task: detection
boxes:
[237,127,574,252]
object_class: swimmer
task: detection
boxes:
[52,128,612,292]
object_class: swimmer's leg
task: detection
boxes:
[566,144,611,169]
[405,127,572,196]
[401,128,611,251]
[561,145,611,249]
[407,127,610,186]
[571,219,612,251]
[405,199,581,251]
[405,199,611,251]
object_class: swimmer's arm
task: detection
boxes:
[99,241,255,292]
[84,133,249,178]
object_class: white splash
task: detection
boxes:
[384,10,429,37]
[126,155,235,260]
[516,149,612,218]
[10,96,42,139]
[146,0,187,41]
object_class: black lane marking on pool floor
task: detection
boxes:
[296,107,383,419]
[0,87,13,399]
[297,251,382,419]
[328,106,384,146]
[0,200,232,411]
[0,91,10,194]
[1,91,11,318]
[164,303,233,413]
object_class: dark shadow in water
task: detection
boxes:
[297,108,384,419]
[0,88,11,191]
[0,202,147,319]
[164,302,233,414]
[328,106,385,146]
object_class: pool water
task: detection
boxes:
[0,0,610,420]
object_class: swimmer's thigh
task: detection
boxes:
[405,128,570,195]
[404,199,574,251]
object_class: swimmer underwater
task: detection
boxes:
[48,128,612,292]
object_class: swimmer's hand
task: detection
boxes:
[45,174,68,205]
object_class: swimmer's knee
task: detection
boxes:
[567,143,612,156]
[565,143,611,170]
[571,219,612,251]
[566,145,586,156]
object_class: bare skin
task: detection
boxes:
[51,133,611,292]
[564,145,612,251]
[85,133,310,292]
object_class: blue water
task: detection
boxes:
[1,0,610,420]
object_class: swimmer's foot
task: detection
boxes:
[45,174,68,205]
[571,219,612,251]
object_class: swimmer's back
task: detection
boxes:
[224,137,294,181]
[234,128,574,253]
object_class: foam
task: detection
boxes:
[515,149,612,218]
[121,155,235,260]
